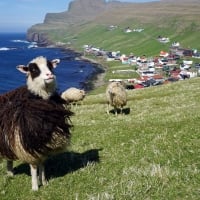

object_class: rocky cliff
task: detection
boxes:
[26,0,117,45]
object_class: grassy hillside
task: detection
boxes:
[39,0,200,57]
[0,77,200,199]
[47,19,200,57]
[28,0,200,57]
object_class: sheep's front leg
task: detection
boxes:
[39,164,47,186]
[30,164,38,191]
[6,160,14,176]
[114,107,118,116]
[120,106,123,115]
[107,103,110,114]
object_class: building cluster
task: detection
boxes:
[83,41,200,90]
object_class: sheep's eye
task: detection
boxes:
[28,63,40,78]
[47,61,53,71]
[31,68,36,72]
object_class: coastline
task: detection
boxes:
[79,55,107,91]
[48,44,107,92]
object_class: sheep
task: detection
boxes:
[106,81,127,115]
[0,56,73,191]
[61,87,86,106]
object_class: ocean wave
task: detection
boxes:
[27,43,38,49]
[11,39,29,44]
[0,47,17,51]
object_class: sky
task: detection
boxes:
[0,0,158,33]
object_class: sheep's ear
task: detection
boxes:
[16,65,29,74]
[51,59,60,68]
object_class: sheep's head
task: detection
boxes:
[80,90,86,98]
[17,56,60,99]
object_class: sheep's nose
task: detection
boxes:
[46,73,54,79]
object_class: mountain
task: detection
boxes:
[27,0,110,45]
[44,0,107,25]
[26,0,200,52]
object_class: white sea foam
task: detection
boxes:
[11,39,29,44]
[0,47,17,51]
[27,42,38,49]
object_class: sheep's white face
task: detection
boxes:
[17,56,60,99]
[80,90,86,97]
[28,57,56,85]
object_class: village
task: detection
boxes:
[83,37,200,90]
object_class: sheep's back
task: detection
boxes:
[61,87,85,102]
[106,82,127,107]
[109,86,127,107]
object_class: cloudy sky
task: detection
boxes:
[0,0,158,32]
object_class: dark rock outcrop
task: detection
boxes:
[26,31,50,46]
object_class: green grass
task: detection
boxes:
[1,78,200,199]
[51,19,200,57]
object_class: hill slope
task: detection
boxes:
[27,0,200,55]
[1,77,200,199]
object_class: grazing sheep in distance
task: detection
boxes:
[0,56,73,191]
[106,81,127,115]
[61,87,86,105]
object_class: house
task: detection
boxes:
[160,51,169,57]
[157,36,170,43]
[124,27,132,33]
[171,42,180,48]
[135,74,165,87]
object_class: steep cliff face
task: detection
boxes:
[44,0,107,24]
[26,0,109,44]
[67,0,106,16]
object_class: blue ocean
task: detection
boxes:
[0,32,98,94]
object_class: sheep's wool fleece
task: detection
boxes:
[0,86,73,161]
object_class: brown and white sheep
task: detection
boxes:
[0,56,73,191]
[61,87,86,105]
[106,81,127,115]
